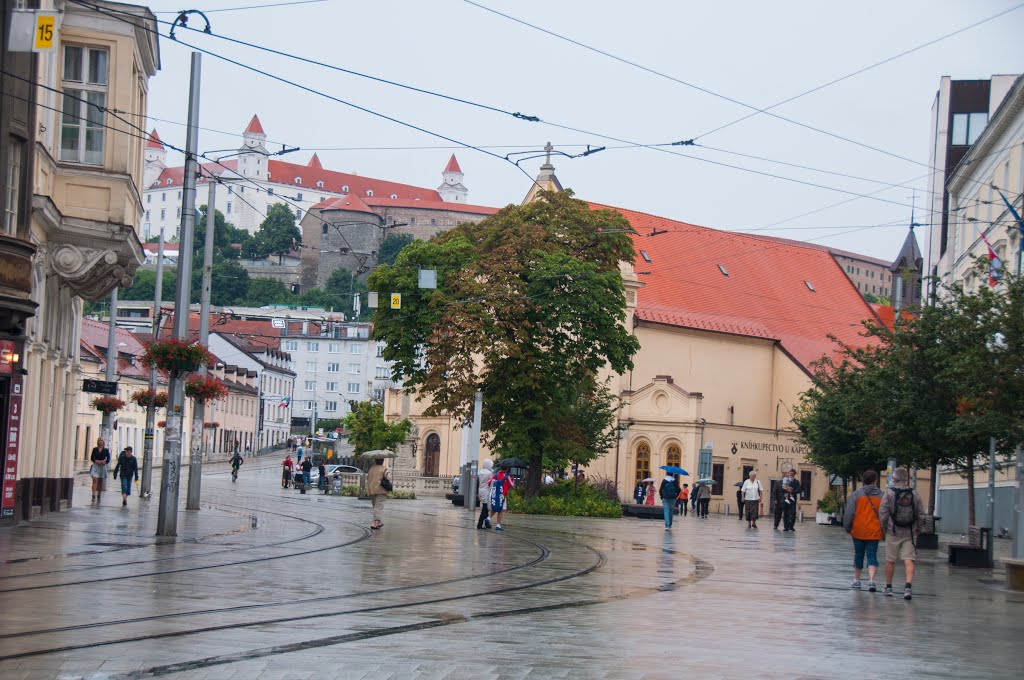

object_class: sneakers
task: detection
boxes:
[884,586,894,596]
[867,581,876,592]
[495,525,504,532]
[122,499,127,507]
[484,518,491,529]
[851,580,862,590]
[904,587,912,601]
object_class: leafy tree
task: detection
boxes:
[370,190,640,497]
[245,277,292,307]
[251,203,300,263]
[325,267,369,320]
[342,402,411,454]
[190,260,250,306]
[121,269,176,302]
[195,205,253,260]
[295,287,344,311]
[541,376,620,476]
[377,233,414,266]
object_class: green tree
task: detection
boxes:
[251,203,300,263]
[377,233,413,266]
[342,402,411,454]
[325,267,369,320]
[121,269,176,302]
[295,287,344,311]
[245,277,292,307]
[370,190,640,497]
[190,260,250,306]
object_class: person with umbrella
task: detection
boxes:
[658,470,682,530]
[633,479,646,505]
[696,478,713,518]
[643,478,656,506]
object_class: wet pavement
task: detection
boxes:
[0,456,1020,680]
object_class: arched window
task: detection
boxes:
[666,444,681,469]
[634,442,651,486]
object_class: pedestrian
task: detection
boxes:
[783,469,801,532]
[89,437,111,504]
[697,481,712,518]
[634,480,646,505]
[740,471,763,528]
[736,484,745,521]
[879,467,925,600]
[317,461,327,491]
[772,476,788,529]
[659,473,680,530]
[489,462,514,532]
[677,483,689,516]
[691,482,700,513]
[300,456,313,486]
[296,445,303,465]
[281,454,294,488]
[112,446,138,507]
[544,472,554,485]
[366,457,390,530]
[644,481,656,506]
[477,459,494,529]
[843,469,884,592]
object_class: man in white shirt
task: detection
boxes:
[740,471,764,529]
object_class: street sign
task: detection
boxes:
[390,293,402,309]
[82,379,118,395]
[7,10,58,52]
[34,13,56,51]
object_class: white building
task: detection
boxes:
[140,116,471,241]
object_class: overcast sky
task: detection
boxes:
[140,0,1024,260]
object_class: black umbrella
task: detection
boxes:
[496,457,529,469]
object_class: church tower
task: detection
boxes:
[890,226,924,309]
[437,154,468,203]
[237,114,268,179]
[143,129,166,189]
[523,142,563,204]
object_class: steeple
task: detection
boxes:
[437,154,468,203]
[238,115,267,179]
[890,225,924,309]
[143,128,166,188]
[523,142,563,204]
[308,153,323,170]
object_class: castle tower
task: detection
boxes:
[523,142,563,204]
[143,129,166,189]
[437,154,468,203]
[237,114,268,179]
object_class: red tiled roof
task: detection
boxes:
[312,194,376,215]
[308,153,322,170]
[244,114,265,135]
[444,154,462,173]
[80,318,151,379]
[871,304,896,330]
[362,196,499,215]
[146,129,164,149]
[157,314,283,349]
[266,158,441,201]
[752,233,893,268]
[588,203,877,372]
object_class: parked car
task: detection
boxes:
[309,464,362,486]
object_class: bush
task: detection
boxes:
[817,488,842,513]
[341,485,360,497]
[507,480,623,518]
[388,490,416,500]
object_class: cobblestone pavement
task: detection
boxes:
[0,457,1020,680]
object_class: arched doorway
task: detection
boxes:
[424,433,440,477]
[634,442,651,486]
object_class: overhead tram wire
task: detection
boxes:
[693,1,1024,140]
[154,0,330,13]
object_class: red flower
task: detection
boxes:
[91,395,126,413]
[142,339,214,374]
[184,375,229,403]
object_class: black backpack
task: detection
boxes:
[661,479,679,500]
[891,488,917,528]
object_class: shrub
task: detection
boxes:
[507,479,623,518]
[388,490,416,500]
[817,488,842,513]
[341,485,360,497]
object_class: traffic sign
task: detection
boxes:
[390,293,402,309]
[82,379,118,395]
[34,14,56,51]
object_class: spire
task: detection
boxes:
[146,128,164,149]
[308,153,323,170]
[523,141,563,204]
[438,153,468,203]
[444,154,462,173]
[244,115,265,135]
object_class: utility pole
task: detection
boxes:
[186,176,216,510]
[157,52,201,537]
[102,288,119,446]
[1014,444,1023,560]
[140,227,165,499]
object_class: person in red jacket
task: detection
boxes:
[281,454,294,488]
[843,469,884,592]
[488,463,514,532]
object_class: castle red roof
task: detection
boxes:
[146,129,164,149]
[244,114,265,135]
[312,194,376,215]
[308,153,323,170]
[362,196,499,215]
[444,154,462,173]
[588,203,877,372]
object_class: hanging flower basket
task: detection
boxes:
[204,421,221,429]
[91,395,126,414]
[129,389,168,409]
[142,339,213,374]
[184,375,229,403]
[157,420,167,427]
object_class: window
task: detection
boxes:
[3,139,24,235]
[326,381,338,392]
[375,366,391,380]
[327,362,340,373]
[306,341,319,352]
[666,444,681,472]
[306,400,315,411]
[304,381,315,391]
[430,218,437,226]
[297,192,303,201]
[60,45,108,164]
[160,209,166,220]
[306,361,318,373]
[347,382,360,394]
[634,442,651,485]
[390,193,397,199]
[800,470,812,502]
[177,190,182,200]
[162,193,166,202]
[640,250,652,263]
[376,344,385,357]
[296,209,302,220]
[226,202,232,214]
[322,224,329,235]
[284,340,298,351]
[294,177,302,185]
[147,194,152,204]
[328,343,340,353]
[711,463,725,496]
[348,363,361,374]
[349,343,364,355]
[176,207,181,219]
[342,185,349,193]
[366,190,373,197]
[742,464,754,480]
[804,280,815,292]
[951,112,988,146]
[325,401,338,412]
[410,217,417,225]
[145,210,150,221]
[316,181,324,188]
[718,264,729,277]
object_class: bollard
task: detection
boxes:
[799,509,804,523]
[725,504,730,516]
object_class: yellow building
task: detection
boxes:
[388,174,884,515]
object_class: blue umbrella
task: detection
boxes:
[660,465,690,476]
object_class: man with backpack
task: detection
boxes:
[878,467,925,600]
[659,474,680,530]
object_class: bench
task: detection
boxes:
[948,525,993,567]
[622,503,665,519]
[916,515,939,550]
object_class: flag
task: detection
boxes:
[278,396,290,408]
[979,231,1002,287]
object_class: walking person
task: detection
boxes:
[783,469,801,532]
[89,438,111,504]
[317,461,327,491]
[843,469,884,592]
[691,482,701,514]
[697,481,712,518]
[281,454,294,488]
[300,456,313,486]
[634,480,646,505]
[659,473,680,530]
[736,483,745,521]
[644,481,655,506]
[740,471,764,528]
[366,457,390,530]
[677,483,689,516]
[879,467,925,600]
[477,459,494,529]
[112,446,138,507]
[489,462,514,531]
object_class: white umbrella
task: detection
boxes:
[640,477,656,483]
[358,449,397,459]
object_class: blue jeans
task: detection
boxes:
[303,471,311,485]
[853,538,879,569]
[120,476,132,496]
[662,498,675,527]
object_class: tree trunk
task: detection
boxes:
[928,460,938,515]
[966,456,976,527]
[525,452,542,499]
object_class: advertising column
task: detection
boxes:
[2,374,23,519]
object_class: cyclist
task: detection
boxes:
[229,451,244,482]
